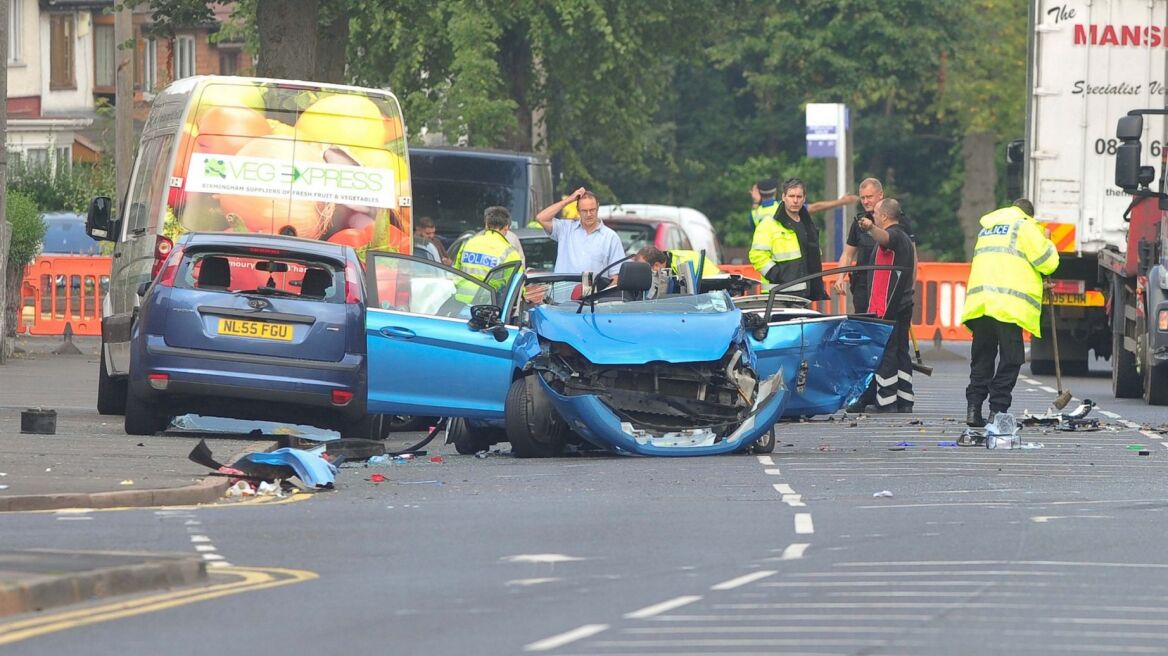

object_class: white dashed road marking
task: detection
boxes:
[711,570,777,590]
[1039,385,1058,393]
[757,456,775,466]
[795,513,815,535]
[764,468,783,476]
[1099,410,1121,419]
[781,543,810,560]
[624,595,703,619]
[773,483,795,495]
[524,624,609,651]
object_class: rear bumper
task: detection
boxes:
[135,336,366,423]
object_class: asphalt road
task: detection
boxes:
[2,345,1167,655]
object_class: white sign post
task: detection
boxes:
[806,103,851,260]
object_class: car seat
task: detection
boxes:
[617,261,653,301]
[197,256,231,289]
[300,267,333,298]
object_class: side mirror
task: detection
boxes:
[490,324,509,342]
[1115,115,1145,193]
[137,282,151,298]
[86,196,115,241]
[468,304,502,331]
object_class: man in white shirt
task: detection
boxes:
[533,187,626,278]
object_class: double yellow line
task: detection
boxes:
[0,566,317,645]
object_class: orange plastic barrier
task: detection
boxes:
[18,256,112,336]
[721,260,974,341]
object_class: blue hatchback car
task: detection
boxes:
[125,233,372,437]
[361,253,892,457]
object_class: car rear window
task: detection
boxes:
[175,249,345,302]
[522,236,557,272]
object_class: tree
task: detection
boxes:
[2,192,44,352]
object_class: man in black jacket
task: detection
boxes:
[847,198,916,413]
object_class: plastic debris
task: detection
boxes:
[1126,444,1148,451]
[1020,400,1100,431]
[256,481,283,496]
[368,454,391,465]
[238,448,337,489]
[0,485,8,490]
[872,490,894,498]
[119,480,134,486]
[937,441,958,447]
[1020,442,1044,449]
[895,441,916,447]
[475,450,490,459]
[430,456,444,463]
[369,473,387,483]
[226,481,256,497]
[1139,450,1151,456]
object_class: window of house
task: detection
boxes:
[219,50,239,76]
[8,0,23,63]
[142,38,158,92]
[50,13,76,90]
[94,24,115,89]
[27,148,50,168]
[174,35,196,79]
[56,146,73,172]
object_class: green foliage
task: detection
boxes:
[4,192,46,267]
[6,159,115,216]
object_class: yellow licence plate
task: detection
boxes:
[217,318,294,341]
[1050,291,1105,307]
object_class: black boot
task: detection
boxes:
[966,403,986,428]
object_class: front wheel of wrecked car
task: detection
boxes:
[505,376,567,458]
[447,418,493,455]
[749,427,777,454]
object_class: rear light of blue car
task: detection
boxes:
[331,390,354,406]
[344,260,362,304]
[148,373,169,390]
[154,244,186,287]
[150,236,175,278]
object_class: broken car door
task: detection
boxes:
[365,253,516,419]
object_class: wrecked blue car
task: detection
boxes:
[363,253,889,457]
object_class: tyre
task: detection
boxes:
[1029,358,1054,376]
[97,342,127,415]
[446,418,493,455]
[505,376,567,458]
[341,414,385,439]
[750,427,777,454]
[1112,326,1142,399]
[1144,351,1168,405]
[124,384,167,436]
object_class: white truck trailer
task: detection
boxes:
[1023,0,1168,404]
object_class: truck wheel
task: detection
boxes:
[505,376,566,458]
[1113,327,1142,398]
[124,385,167,436]
[446,418,493,455]
[97,342,127,415]
[1144,353,1168,405]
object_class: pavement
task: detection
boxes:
[0,335,271,617]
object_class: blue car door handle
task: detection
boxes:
[379,326,416,339]
[838,334,872,346]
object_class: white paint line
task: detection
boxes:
[795,513,815,534]
[764,468,783,476]
[773,483,795,495]
[1023,378,1041,385]
[711,570,777,591]
[1162,442,1168,450]
[503,553,584,564]
[201,553,226,561]
[782,495,806,507]
[189,535,211,543]
[207,561,233,568]
[194,545,217,552]
[184,519,201,526]
[757,455,775,466]
[524,624,609,652]
[1098,410,1121,419]
[506,578,561,587]
[55,516,93,521]
[781,543,810,560]
[624,595,703,619]
[1121,420,1142,429]
[54,509,91,515]
[1039,385,1058,393]
[1138,430,1162,440]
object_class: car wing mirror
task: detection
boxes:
[468,304,503,331]
[137,281,151,298]
[490,324,509,342]
[86,196,115,241]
